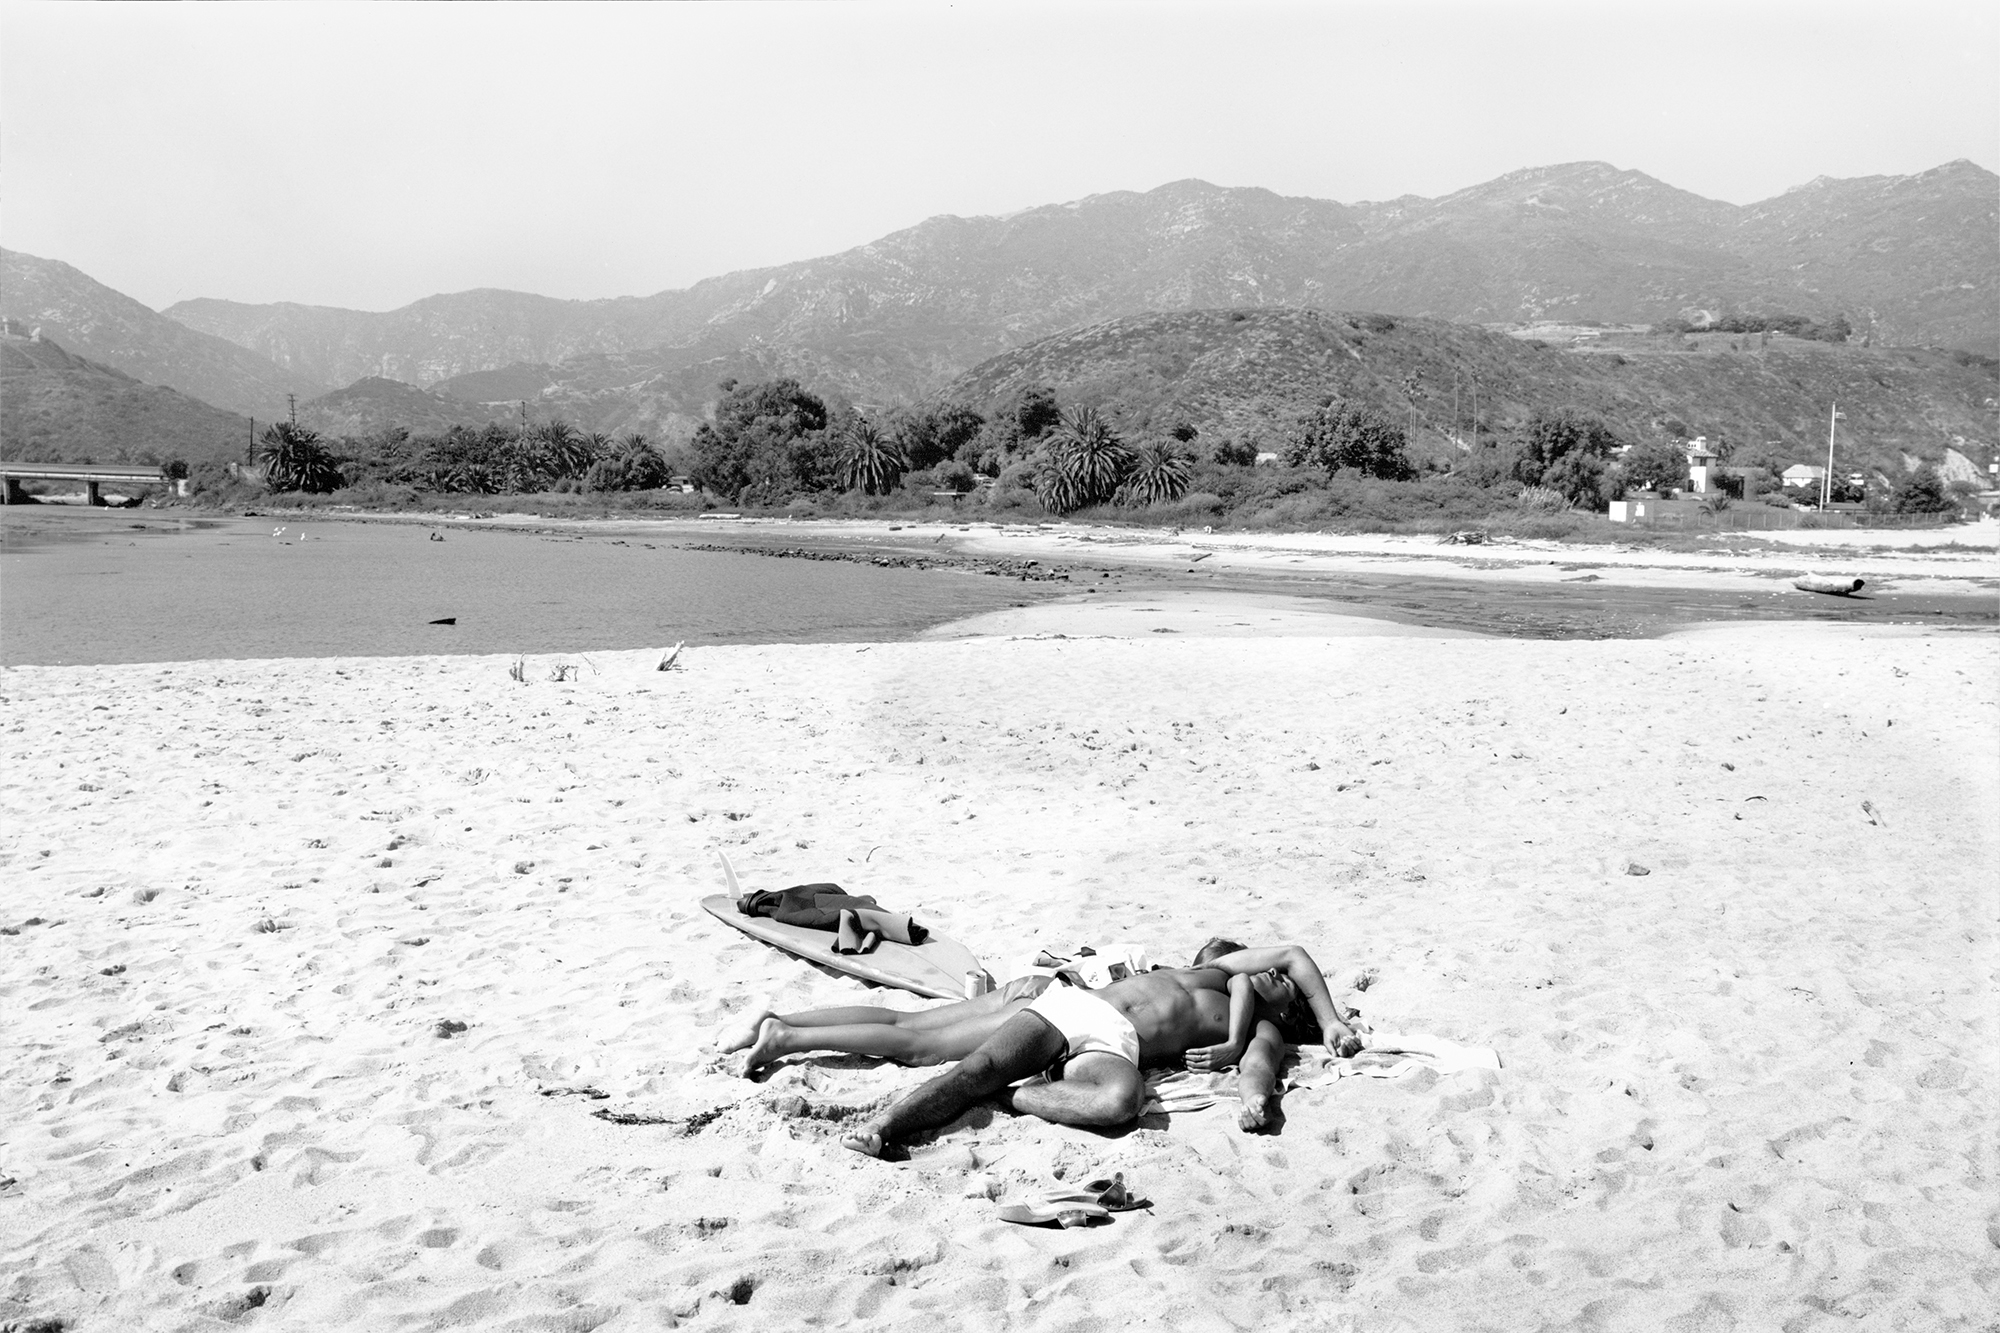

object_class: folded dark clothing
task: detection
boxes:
[833,907,922,954]
[738,884,927,947]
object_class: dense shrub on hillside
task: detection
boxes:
[1284,402,1414,480]
[1655,313,1852,343]
[1210,437,1259,466]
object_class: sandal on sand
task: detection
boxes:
[996,1199,1110,1228]
[1064,1173,1145,1212]
[997,1173,1146,1227]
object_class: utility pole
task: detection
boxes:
[1470,378,1478,452]
[286,393,297,428]
[248,418,255,466]
[520,401,529,437]
[1822,402,1839,508]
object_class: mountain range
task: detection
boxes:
[0,159,1992,470]
[154,160,1996,416]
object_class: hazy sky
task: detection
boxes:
[3,1,1994,313]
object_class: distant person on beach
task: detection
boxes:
[721,940,1360,1145]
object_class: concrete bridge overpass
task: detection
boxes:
[1,461,176,505]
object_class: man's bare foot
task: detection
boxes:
[1237,1094,1272,1133]
[717,1008,774,1055]
[735,1017,792,1077]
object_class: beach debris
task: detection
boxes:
[1862,800,1884,827]
[538,1085,609,1100]
[429,532,444,542]
[548,663,579,682]
[1439,530,1487,545]
[1793,576,1866,596]
[428,617,456,625]
[657,641,686,672]
[512,860,534,874]
[997,1174,1145,1228]
[434,1019,469,1039]
[1188,552,1212,563]
[1625,863,1651,876]
[508,659,526,684]
[589,1105,704,1129]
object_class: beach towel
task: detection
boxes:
[1302,1032,1502,1084]
[1007,941,1153,990]
[1140,1033,1502,1114]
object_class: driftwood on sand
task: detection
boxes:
[1793,576,1866,596]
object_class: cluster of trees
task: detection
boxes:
[227,419,677,497]
[683,378,1213,515]
[1450,407,1627,509]
[223,375,1981,527]
[1656,312,1853,343]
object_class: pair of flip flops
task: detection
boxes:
[996,1173,1147,1228]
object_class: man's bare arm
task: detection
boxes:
[1206,945,1359,1054]
[1186,973,1255,1071]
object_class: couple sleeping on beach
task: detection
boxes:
[720,938,1362,1156]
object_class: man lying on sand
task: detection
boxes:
[721,940,1360,1147]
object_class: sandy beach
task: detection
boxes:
[3,526,1996,1330]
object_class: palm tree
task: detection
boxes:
[1035,406,1130,515]
[536,420,597,480]
[837,420,909,496]
[258,422,343,493]
[1122,442,1193,506]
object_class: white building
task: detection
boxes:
[1684,438,1720,494]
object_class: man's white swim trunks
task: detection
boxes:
[1025,985,1141,1068]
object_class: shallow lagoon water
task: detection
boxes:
[0,515,1060,665]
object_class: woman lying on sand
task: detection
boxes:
[720,940,1361,1137]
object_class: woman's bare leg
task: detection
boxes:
[737,999,1033,1076]
[720,989,1016,1054]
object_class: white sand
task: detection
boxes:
[3,617,1995,1330]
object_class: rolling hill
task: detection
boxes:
[938,308,2000,482]
[0,249,322,419]
[0,332,253,466]
[297,377,517,440]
